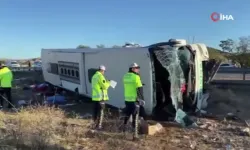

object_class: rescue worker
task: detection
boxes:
[0,64,13,109]
[123,63,145,131]
[91,65,111,129]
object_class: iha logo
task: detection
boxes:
[210,12,234,22]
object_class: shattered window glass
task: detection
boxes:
[178,47,191,75]
[153,46,186,110]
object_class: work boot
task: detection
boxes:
[95,121,103,130]
[122,124,128,132]
[96,126,103,131]
[90,120,97,129]
[133,136,140,141]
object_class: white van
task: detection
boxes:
[41,39,209,116]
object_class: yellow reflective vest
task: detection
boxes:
[0,67,13,88]
[91,71,110,101]
[123,72,142,102]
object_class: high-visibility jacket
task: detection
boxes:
[123,72,142,102]
[0,67,13,88]
[91,71,110,101]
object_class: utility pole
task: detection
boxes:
[192,36,195,44]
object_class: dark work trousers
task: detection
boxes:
[0,88,12,108]
[139,105,146,119]
[124,101,146,128]
[92,101,105,125]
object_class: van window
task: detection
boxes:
[60,68,64,74]
[67,69,71,76]
[64,68,67,75]
[71,70,75,76]
[88,68,98,83]
[76,71,79,78]
[48,63,58,74]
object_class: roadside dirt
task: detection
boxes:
[207,86,250,120]
[3,71,250,150]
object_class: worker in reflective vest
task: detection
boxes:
[123,63,145,130]
[91,65,110,129]
[0,64,13,109]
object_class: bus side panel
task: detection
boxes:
[41,50,86,94]
[84,49,154,115]
[42,50,61,86]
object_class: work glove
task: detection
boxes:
[136,99,145,106]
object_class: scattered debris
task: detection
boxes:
[189,141,197,149]
[226,113,240,121]
[183,135,190,139]
[148,123,164,135]
[58,103,77,108]
[46,94,66,105]
[175,109,196,127]
[242,128,250,136]
[202,134,208,139]
[171,139,181,144]
[200,124,208,129]
[17,100,28,106]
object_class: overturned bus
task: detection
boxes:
[41,39,209,116]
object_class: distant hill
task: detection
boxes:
[207,47,228,61]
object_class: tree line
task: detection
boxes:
[218,36,250,67]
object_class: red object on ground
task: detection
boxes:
[33,83,49,93]
[181,83,187,93]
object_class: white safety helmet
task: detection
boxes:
[0,63,6,67]
[130,63,140,68]
[99,65,106,71]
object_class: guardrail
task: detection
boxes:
[212,67,250,85]
[216,67,250,74]
[9,67,42,72]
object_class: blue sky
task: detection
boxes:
[0,0,249,58]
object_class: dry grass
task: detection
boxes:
[0,106,192,150]
[0,106,160,150]
[0,107,92,150]
[0,102,249,149]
